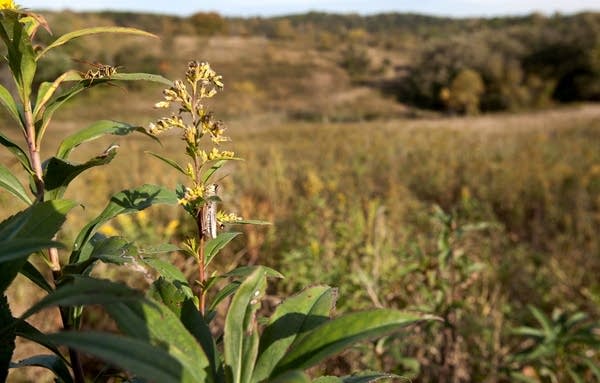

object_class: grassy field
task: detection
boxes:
[4,102,599,381]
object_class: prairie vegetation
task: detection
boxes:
[1,7,599,383]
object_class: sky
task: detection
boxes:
[18,0,599,18]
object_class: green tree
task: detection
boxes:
[446,68,485,115]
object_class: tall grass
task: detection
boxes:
[4,105,599,380]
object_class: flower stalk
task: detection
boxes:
[150,61,239,315]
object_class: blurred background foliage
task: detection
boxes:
[2,8,599,383]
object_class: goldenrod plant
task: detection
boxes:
[0,4,180,382]
[0,4,433,383]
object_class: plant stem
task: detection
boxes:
[23,99,62,272]
[198,236,206,315]
[58,306,85,383]
[22,101,44,202]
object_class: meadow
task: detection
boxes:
[5,101,600,381]
[1,9,599,383]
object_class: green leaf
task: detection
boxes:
[70,184,177,264]
[0,295,15,383]
[33,70,81,120]
[19,276,145,320]
[35,83,87,145]
[146,151,187,176]
[529,306,553,337]
[511,326,545,338]
[205,232,242,266]
[313,377,341,383]
[230,219,272,225]
[139,244,180,254]
[270,370,311,383]
[0,238,63,264]
[179,299,222,380]
[14,321,65,363]
[224,267,267,383]
[3,15,37,102]
[43,147,118,200]
[45,331,190,383]
[36,27,158,60]
[224,265,284,279]
[57,120,157,159]
[273,310,427,374]
[0,200,76,293]
[20,261,53,294]
[312,374,400,383]
[341,372,401,383]
[148,278,189,316]
[0,83,22,127]
[106,301,211,383]
[0,163,32,205]
[110,72,173,86]
[252,286,335,383]
[201,159,230,183]
[208,281,240,313]
[63,235,138,275]
[141,257,194,298]
[0,131,32,174]
[10,355,73,383]
[583,357,600,380]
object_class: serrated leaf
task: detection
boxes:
[252,286,335,383]
[45,331,190,383]
[0,163,32,205]
[36,27,157,60]
[70,184,177,264]
[10,354,73,383]
[20,261,53,294]
[224,267,267,383]
[273,310,427,374]
[14,321,65,363]
[106,300,211,383]
[205,232,242,266]
[19,276,145,320]
[0,295,15,382]
[57,120,157,159]
[43,148,117,200]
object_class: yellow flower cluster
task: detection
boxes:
[216,211,243,224]
[178,185,205,207]
[0,0,16,10]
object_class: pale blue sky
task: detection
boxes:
[19,0,599,17]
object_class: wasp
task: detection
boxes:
[74,59,120,85]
